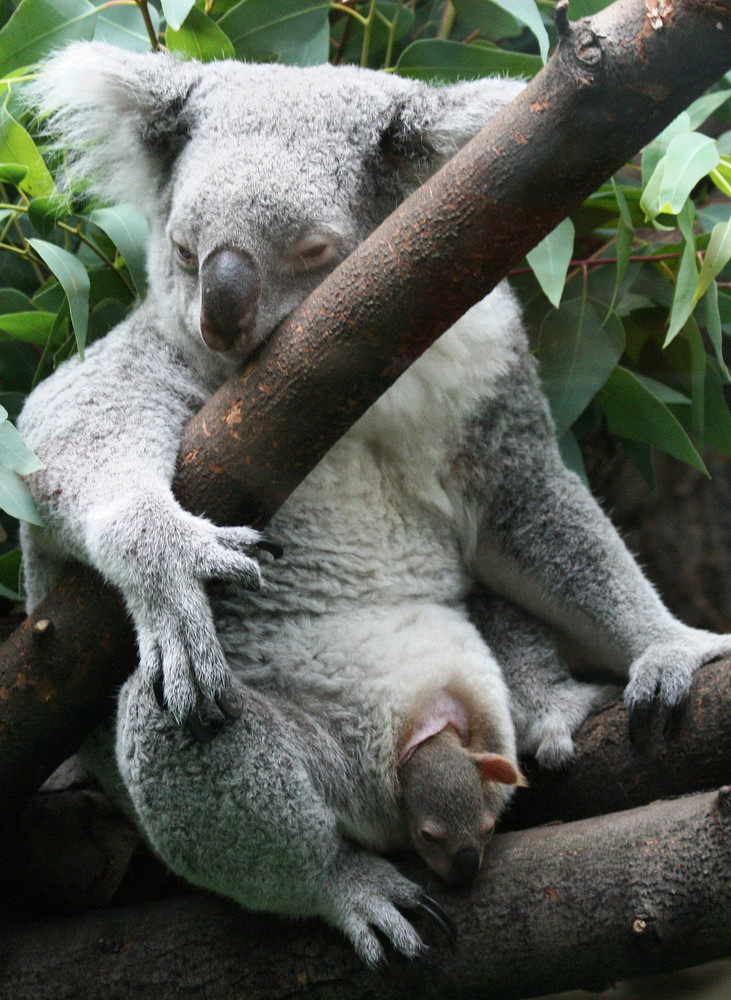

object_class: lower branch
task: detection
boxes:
[2,789,729,1000]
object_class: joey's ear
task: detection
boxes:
[380,76,525,176]
[470,751,528,787]
[27,42,203,211]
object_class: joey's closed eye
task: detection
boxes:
[174,242,198,270]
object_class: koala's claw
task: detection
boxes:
[414,895,457,949]
[255,538,284,560]
[662,699,688,736]
[184,709,221,743]
[215,686,244,720]
[628,702,653,744]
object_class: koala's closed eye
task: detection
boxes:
[174,242,198,270]
[286,233,341,273]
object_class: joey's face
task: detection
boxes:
[408,797,497,888]
[149,62,431,361]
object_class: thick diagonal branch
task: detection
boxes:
[1,0,730,818]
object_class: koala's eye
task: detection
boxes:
[418,825,445,846]
[174,242,198,270]
[287,234,339,273]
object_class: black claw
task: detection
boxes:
[415,895,457,950]
[663,699,689,736]
[215,687,243,721]
[152,675,167,711]
[184,710,220,743]
[628,703,652,743]
[256,539,284,560]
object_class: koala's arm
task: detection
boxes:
[463,358,731,724]
[18,310,263,725]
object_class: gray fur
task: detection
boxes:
[18,44,731,965]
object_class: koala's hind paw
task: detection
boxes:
[625,630,731,738]
[326,853,430,967]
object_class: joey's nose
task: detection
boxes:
[200,246,260,352]
[448,847,481,888]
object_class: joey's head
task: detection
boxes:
[399,726,525,888]
[31,43,523,365]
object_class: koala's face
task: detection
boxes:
[148,63,435,360]
[35,45,524,362]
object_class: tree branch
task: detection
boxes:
[1,0,731,818]
[2,788,730,999]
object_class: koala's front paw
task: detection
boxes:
[132,519,273,734]
[624,630,731,737]
[323,851,454,967]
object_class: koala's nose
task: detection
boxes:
[199,246,260,353]
[447,846,481,888]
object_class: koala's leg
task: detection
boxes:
[463,360,731,726]
[467,590,619,767]
[116,673,429,967]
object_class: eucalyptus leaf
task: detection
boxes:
[0,465,44,524]
[526,217,574,309]
[396,38,540,81]
[91,0,159,50]
[453,0,548,62]
[0,310,56,343]
[597,366,707,475]
[684,90,731,131]
[658,132,719,215]
[28,238,89,358]
[0,102,55,198]
[0,415,43,474]
[219,0,330,66]
[0,161,26,185]
[665,201,698,346]
[0,0,95,78]
[692,215,731,306]
[89,203,149,298]
[166,6,235,61]
[161,0,196,33]
[535,294,625,437]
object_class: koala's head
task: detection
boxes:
[32,44,523,363]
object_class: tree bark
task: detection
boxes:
[2,788,729,1000]
[2,0,731,818]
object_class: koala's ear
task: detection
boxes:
[380,76,525,175]
[27,42,203,211]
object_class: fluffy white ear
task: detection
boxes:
[27,41,203,211]
[383,76,525,170]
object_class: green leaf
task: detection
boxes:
[218,0,330,66]
[620,438,656,492]
[0,465,44,524]
[702,280,728,380]
[0,547,22,601]
[0,310,56,343]
[693,215,731,307]
[557,430,588,486]
[91,0,160,51]
[658,132,719,215]
[0,162,27,185]
[395,38,540,81]
[28,238,89,358]
[596,365,707,475]
[703,358,731,458]
[684,90,731,131]
[161,0,196,32]
[166,6,235,61]
[609,180,634,313]
[0,0,95,78]
[710,156,731,198]
[665,201,698,346]
[535,295,625,437]
[0,413,43,474]
[89,203,149,298]
[480,0,548,62]
[0,102,55,198]
[526,217,574,309]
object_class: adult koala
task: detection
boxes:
[19,43,731,965]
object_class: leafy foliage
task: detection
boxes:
[0,0,729,599]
